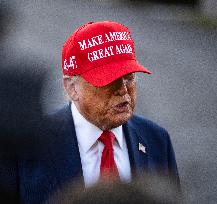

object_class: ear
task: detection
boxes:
[63,78,79,101]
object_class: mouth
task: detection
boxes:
[113,101,130,113]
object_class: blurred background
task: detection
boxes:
[1,0,216,203]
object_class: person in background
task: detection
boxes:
[46,173,182,204]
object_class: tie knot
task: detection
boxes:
[99,130,115,148]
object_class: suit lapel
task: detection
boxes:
[123,120,149,178]
[47,104,84,188]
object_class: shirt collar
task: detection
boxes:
[111,126,124,150]
[71,102,124,153]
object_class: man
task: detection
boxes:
[1,21,180,204]
[46,20,180,190]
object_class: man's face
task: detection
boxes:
[73,73,136,130]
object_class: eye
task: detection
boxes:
[124,73,135,81]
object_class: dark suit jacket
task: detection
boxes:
[0,104,180,204]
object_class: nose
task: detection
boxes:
[114,77,128,96]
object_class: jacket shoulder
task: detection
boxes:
[128,114,169,137]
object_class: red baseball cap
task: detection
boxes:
[62,21,151,87]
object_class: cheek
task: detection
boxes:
[94,95,111,114]
[80,90,110,117]
[128,85,137,108]
[78,90,94,113]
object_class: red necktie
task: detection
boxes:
[98,130,119,181]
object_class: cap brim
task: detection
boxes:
[81,59,151,87]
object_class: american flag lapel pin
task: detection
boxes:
[139,143,146,154]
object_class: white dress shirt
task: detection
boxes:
[71,102,132,187]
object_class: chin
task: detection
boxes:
[107,112,133,129]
